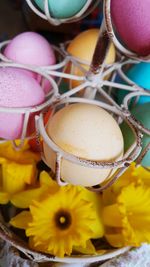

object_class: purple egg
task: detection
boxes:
[111,0,150,56]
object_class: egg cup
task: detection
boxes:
[104,0,150,62]
[25,0,100,26]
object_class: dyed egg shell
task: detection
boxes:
[34,0,88,18]
[0,68,45,140]
[111,0,150,56]
[121,103,150,167]
[117,62,150,105]
[67,29,116,88]
[28,109,52,152]
[4,32,56,94]
[43,103,124,187]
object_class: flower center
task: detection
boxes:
[55,210,72,230]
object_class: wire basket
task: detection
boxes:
[0,4,150,265]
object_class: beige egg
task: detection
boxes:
[66,29,116,88]
[43,103,124,187]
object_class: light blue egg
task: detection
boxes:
[34,0,88,19]
[117,62,150,105]
[121,102,150,167]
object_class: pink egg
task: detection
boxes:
[4,32,56,93]
[111,0,150,56]
[0,68,45,140]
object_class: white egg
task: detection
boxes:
[43,103,124,187]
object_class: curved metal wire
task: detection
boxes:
[25,0,100,25]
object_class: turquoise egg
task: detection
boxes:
[34,0,88,19]
[121,102,150,167]
[117,62,150,105]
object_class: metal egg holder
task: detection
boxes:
[104,0,150,62]
[0,17,149,267]
[35,30,144,192]
[25,0,100,26]
[0,34,148,191]
[0,37,137,265]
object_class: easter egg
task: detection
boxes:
[111,0,150,56]
[4,32,56,94]
[34,0,88,19]
[121,103,150,167]
[0,68,45,140]
[43,103,124,187]
[67,29,116,88]
[117,62,150,105]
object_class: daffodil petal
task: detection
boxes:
[73,240,96,255]
[0,191,10,204]
[0,141,40,164]
[105,233,124,247]
[102,204,123,227]
[2,162,37,194]
[29,237,48,253]
[11,186,48,208]
[10,211,32,229]
[81,188,104,238]
[39,171,59,188]
[0,157,7,164]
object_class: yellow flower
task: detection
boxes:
[111,163,141,194]
[0,140,40,205]
[132,165,150,187]
[10,185,104,258]
[0,140,40,164]
[102,163,150,206]
[102,184,150,247]
[11,172,104,239]
[11,171,59,208]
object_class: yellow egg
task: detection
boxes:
[66,28,116,88]
[43,103,124,187]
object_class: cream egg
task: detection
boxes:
[43,103,124,186]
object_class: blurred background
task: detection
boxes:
[0,0,103,43]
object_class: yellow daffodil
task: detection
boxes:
[110,163,141,194]
[81,187,104,239]
[11,172,104,239]
[11,171,59,208]
[0,140,40,205]
[10,185,104,258]
[103,183,150,247]
[102,163,150,206]
[132,165,150,187]
[0,161,37,205]
[0,140,40,164]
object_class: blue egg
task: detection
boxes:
[121,102,150,167]
[34,0,88,19]
[116,62,150,105]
